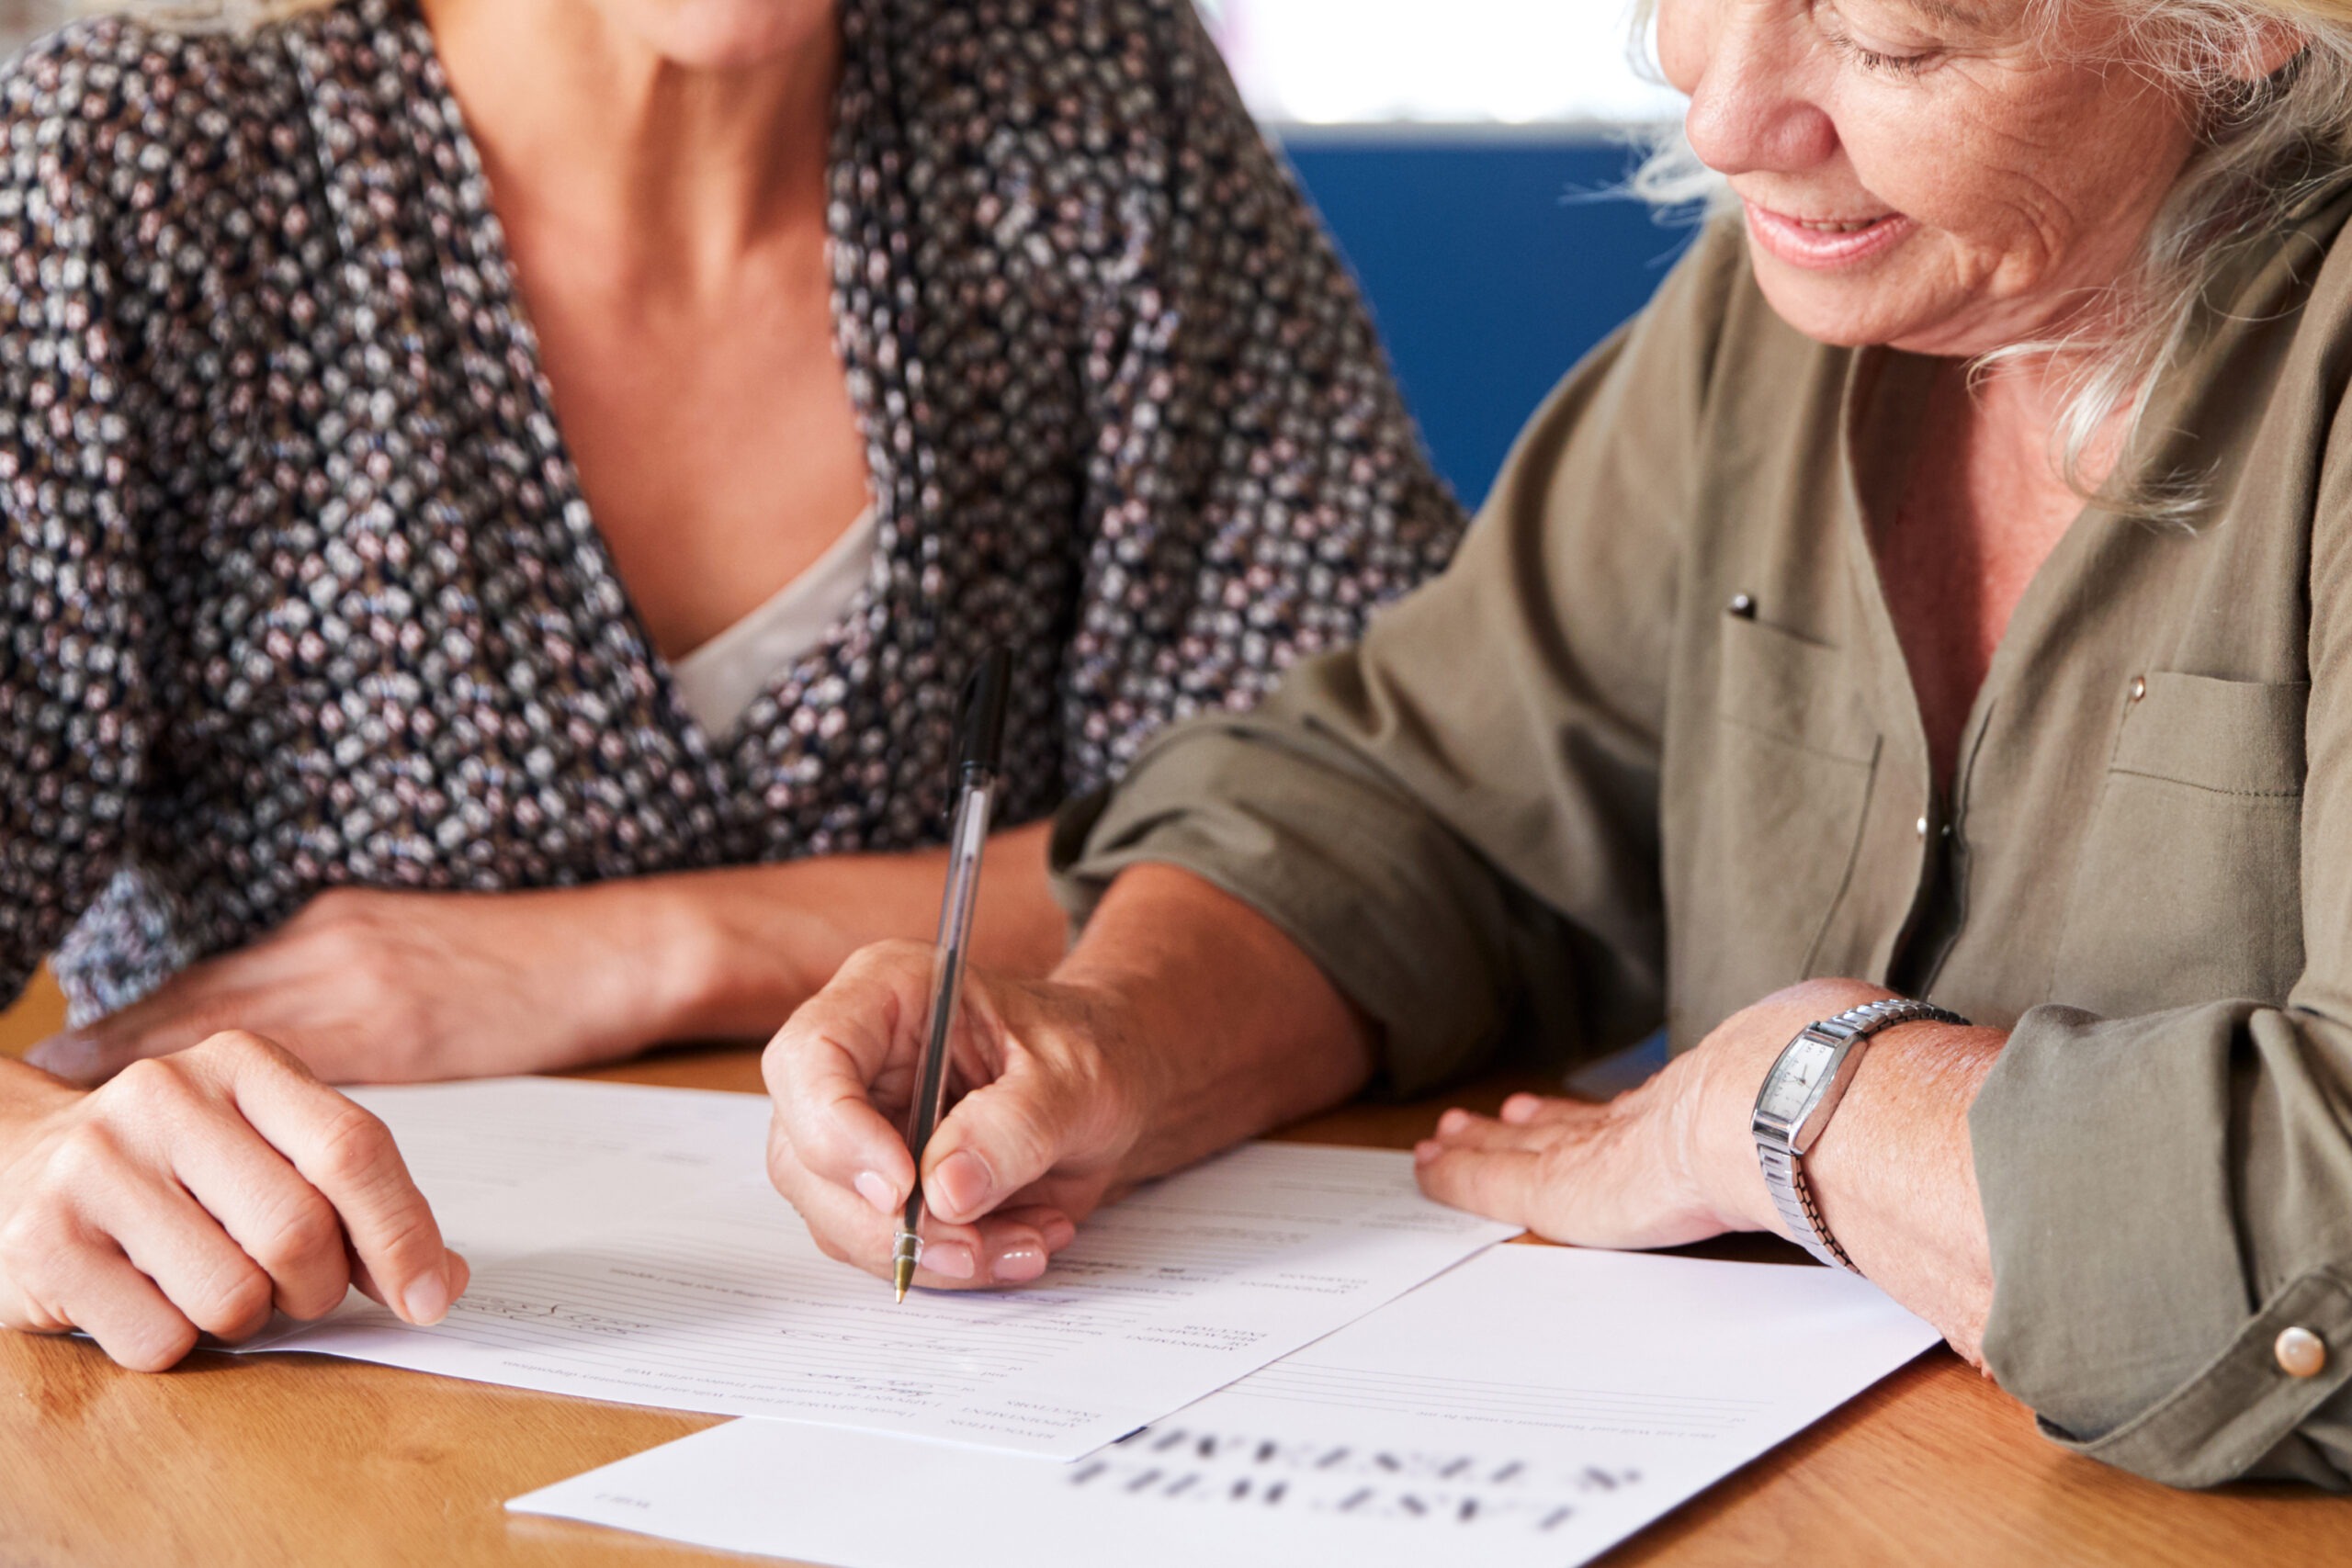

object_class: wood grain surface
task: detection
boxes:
[0,1043,2346,1566]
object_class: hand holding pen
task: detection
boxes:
[762,647,1149,1295]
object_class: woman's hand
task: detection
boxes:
[761,941,1141,1292]
[0,1032,468,1371]
[26,886,723,1086]
[763,868,1377,1293]
[1414,976,2004,1359]
[30,827,1069,1088]
[1413,979,1895,1248]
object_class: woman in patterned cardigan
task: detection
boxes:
[0,0,1461,1364]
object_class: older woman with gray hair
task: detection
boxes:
[763,0,2352,1489]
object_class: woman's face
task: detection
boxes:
[1655,0,2205,356]
[579,0,836,70]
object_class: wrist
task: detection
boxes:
[1693,980,1900,1236]
[1691,1026,1789,1235]
[624,869,837,1045]
[1052,866,1374,1181]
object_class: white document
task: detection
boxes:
[233,1078,1519,1459]
[510,1246,1940,1568]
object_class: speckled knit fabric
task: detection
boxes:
[0,0,1463,1021]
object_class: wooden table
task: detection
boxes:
[1,1045,2346,1566]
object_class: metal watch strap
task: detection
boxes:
[1756,998,1971,1273]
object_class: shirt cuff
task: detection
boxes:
[1971,1001,2352,1488]
[2029,1268,2352,1489]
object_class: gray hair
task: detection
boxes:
[1625,0,2352,521]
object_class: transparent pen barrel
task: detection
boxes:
[901,772,997,1232]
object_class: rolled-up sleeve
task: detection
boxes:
[1055,227,1745,1091]
[1968,382,2352,1490]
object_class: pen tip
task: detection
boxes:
[892,1258,913,1304]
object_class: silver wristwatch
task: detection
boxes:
[1751,998,1971,1271]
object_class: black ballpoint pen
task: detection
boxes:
[893,648,1012,1303]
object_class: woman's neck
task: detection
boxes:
[418,0,839,299]
[1872,354,2128,794]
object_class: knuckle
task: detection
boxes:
[253,1191,343,1276]
[195,1264,275,1336]
[992,1100,1059,1175]
[105,1055,188,1106]
[360,1198,438,1270]
[312,1104,397,1187]
[191,1030,285,1072]
[764,1125,810,1190]
[46,1122,128,1190]
[0,1202,74,1279]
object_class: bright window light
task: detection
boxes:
[1200,0,1683,127]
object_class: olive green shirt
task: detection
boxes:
[1056,190,2352,1489]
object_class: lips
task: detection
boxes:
[1743,202,1917,269]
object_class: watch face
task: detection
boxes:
[1760,1038,1834,1124]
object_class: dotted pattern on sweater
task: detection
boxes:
[0,0,1463,1020]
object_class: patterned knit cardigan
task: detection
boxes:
[0,0,1464,1020]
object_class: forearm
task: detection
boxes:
[1792,1023,2003,1361]
[646,820,1067,1043]
[1054,864,1378,1183]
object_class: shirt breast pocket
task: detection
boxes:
[2052,672,2307,1016]
[1680,614,1881,1015]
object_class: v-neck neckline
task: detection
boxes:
[1827,173,2352,824]
[384,0,894,768]
[1834,348,2111,826]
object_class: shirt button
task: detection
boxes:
[1915,816,1929,839]
[2129,675,2148,703]
[1728,593,1757,618]
[2275,1325,2327,1379]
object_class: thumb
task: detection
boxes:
[26,978,246,1086]
[921,1052,1102,1224]
[25,1024,167,1087]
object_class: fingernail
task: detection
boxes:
[924,1242,977,1280]
[1039,1213,1077,1251]
[1413,1140,1440,1164]
[1499,1095,1535,1122]
[991,1245,1047,1284]
[932,1150,994,1219]
[1437,1109,1469,1134]
[854,1170,898,1214]
[402,1267,453,1325]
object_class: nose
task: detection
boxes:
[1671,0,1840,178]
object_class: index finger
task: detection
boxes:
[763,943,932,1205]
[208,1038,462,1325]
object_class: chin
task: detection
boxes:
[601,0,836,68]
[1746,265,1919,351]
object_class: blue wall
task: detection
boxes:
[1282,135,1698,510]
